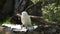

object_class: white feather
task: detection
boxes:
[21,11,32,26]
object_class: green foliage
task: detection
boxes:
[56,6,60,22]
[31,0,49,4]
[0,0,60,24]
[31,0,40,4]
[3,19,11,24]
[2,17,11,24]
[42,0,60,23]
[42,3,56,20]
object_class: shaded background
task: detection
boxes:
[0,0,60,25]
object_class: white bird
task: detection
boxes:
[21,11,32,27]
[21,11,34,31]
[1,11,38,32]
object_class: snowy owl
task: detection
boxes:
[21,11,32,27]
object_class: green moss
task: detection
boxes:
[2,17,11,24]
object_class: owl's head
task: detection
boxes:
[21,11,28,16]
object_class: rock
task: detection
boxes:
[1,24,60,34]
